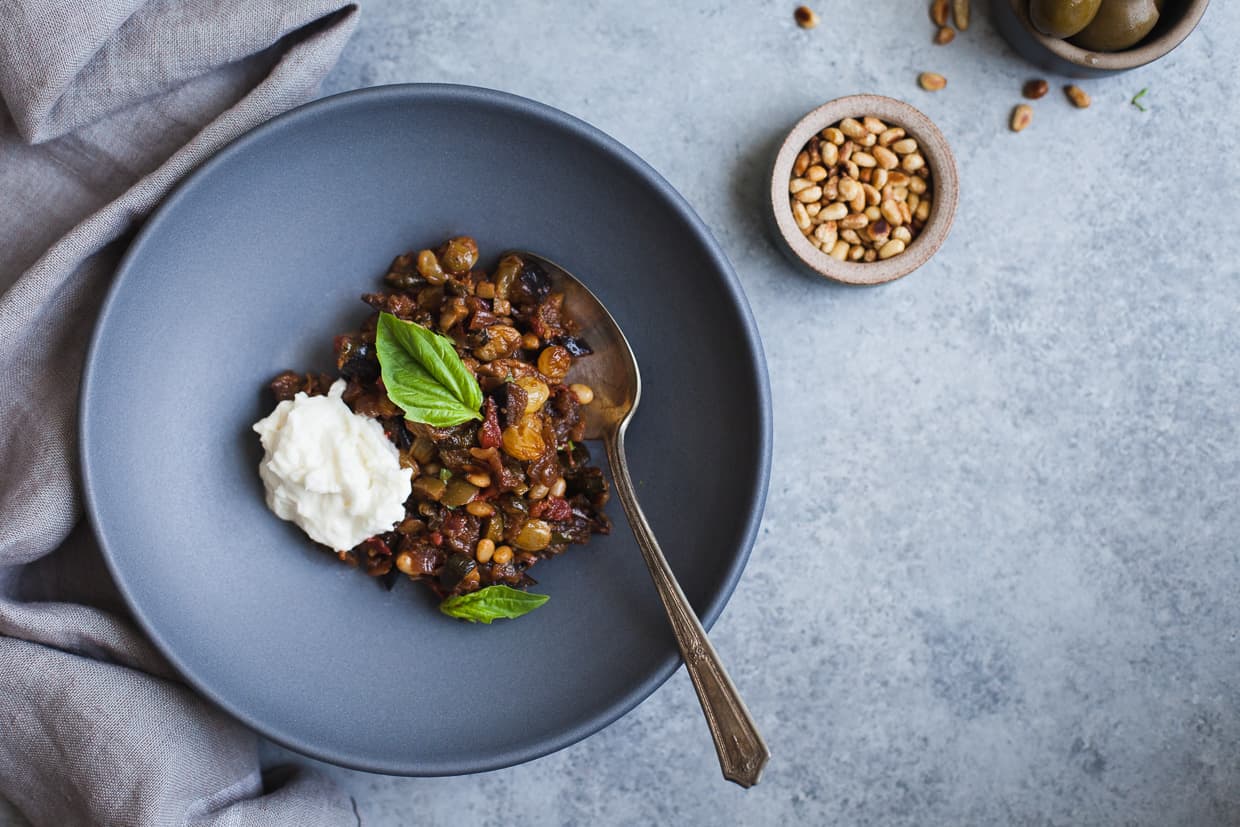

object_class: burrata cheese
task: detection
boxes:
[253,379,412,551]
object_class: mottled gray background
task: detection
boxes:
[7,0,1240,825]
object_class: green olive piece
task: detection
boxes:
[1070,0,1160,51]
[1030,0,1103,38]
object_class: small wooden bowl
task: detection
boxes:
[770,95,958,286]
[992,0,1210,78]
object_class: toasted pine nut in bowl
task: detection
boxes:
[770,95,959,286]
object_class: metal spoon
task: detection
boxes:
[511,251,770,788]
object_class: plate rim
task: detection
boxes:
[79,82,773,776]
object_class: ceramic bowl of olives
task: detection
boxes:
[992,0,1210,77]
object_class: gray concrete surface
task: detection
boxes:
[293,2,1240,824]
[11,1,1240,825]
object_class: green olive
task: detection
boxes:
[441,477,480,507]
[1030,0,1103,38]
[1070,0,1160,51]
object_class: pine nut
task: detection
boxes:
[907,193,921,214]
[840,118,867,140]
[930,0,948,27]
[879,239,907,259]
[868,219,891,243]
[892,225,913,244]
[1065,85,1091,108]
[908,175,927,194]
[861,133,877,148]
[879,127,906,147]
[837,178,861,202]
[821,202,848,221]
[821,142,839,166]
[465,471,492,488]
[476,538,495,563]
[891,138,919,155]
[828,240,849,260]
[806,202,821,218]
[872,146,899,170]
[863,116,887,134]
[873,168,888,189]
[901,153,926,173]
[953,0,970,30]
[813,221,836,245]
[850,191,866,214]
[467,500,495,518]
[792,200,811,231]
[569,383,594,404]
[842,160,860,180]
[881,200,903,226]
[823,176,839,201]
[915,199,932,221]
[918,72,947,91]
[839,141,854,162]
[840,228,862,244]
[492,545,513,565]
[841,213,869,230]
[806,164,828,183]
[864,249,877,262]
[863,183,882,206]
[863,205,881,222]
[790,177,813,194]
[888,171,910,186]
[794,5,818,27]
[848,244,865,261]
[823,127,845,145]
[794,185,822,203]
[852,151,877,168]
[550,477,567,498]
[793,151,810,176]
[935,26,955,45]
[898,201,913,225]
[1010,103,1033,132]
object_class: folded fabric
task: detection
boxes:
[0,1,362,824]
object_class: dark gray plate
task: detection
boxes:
[81,84,771,776]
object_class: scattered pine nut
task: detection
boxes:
[1010,104,1033,132]
[953,0,970,30]
[794,5,818,28]
[935,26,955,45]
[930,0,949,27]
[919,72,947,91]
[1065,85,1091,108]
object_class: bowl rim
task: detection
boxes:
[1005,0,1211,71]
[770,95,959,286]
[79,82,774,777]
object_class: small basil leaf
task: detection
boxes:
[376,312,483,427]
[438,585,549,624]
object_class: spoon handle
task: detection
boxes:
[605,431,770,788]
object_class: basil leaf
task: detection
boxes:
[439,585,549,624]
[376,312,483,427]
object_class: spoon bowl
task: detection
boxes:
[511,251,771,788]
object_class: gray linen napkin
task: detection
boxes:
[0,1,364,824]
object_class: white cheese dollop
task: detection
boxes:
[252,379,412,551]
